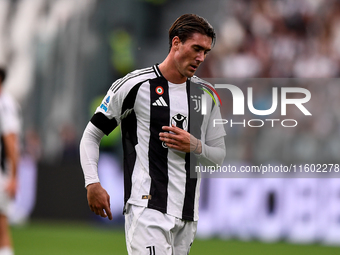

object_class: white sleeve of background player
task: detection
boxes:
[197,136,226,166]
[80,122,105,187]
[1,93,21,135]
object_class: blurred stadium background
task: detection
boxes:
[1,0,340,254]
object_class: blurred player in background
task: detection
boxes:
[80,14,226,254]
[0,67,20,255]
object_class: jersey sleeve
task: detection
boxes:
[79,122,104,187]
[89,67,156,136]
[205,93,226,143]
[90,77,132,136]
[0,93,21,135]
[199,94,226,166]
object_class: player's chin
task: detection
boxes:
[185,70,196,78]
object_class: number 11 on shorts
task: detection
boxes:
[146,246,156,255]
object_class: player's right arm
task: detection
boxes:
[80,122,113,220]
[79,78,122,220]
[79,79,125,220]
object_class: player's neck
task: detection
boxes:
[158,57,187,84]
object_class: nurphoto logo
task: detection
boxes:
[203,84,312,128]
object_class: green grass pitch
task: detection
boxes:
[11,221,340,255]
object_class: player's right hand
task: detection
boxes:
[86,182,113,220]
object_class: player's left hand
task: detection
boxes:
[159,125,201,153]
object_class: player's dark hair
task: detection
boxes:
[168,14,216,51]
[0,67,6,84]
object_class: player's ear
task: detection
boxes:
[172,36,180,50]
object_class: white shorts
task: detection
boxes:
[0,176,10,216]
[125,204,197,255]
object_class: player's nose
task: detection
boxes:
[196,51,205,63]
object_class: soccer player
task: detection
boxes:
[80,14,226,254]
[0,67,20,255]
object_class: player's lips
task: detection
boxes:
[190,64,198,71]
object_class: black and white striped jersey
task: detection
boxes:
[90,64,225,221]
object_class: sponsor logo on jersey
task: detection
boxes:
[162,113,188,149]
[152,96,168,107]
[171,113,188,130]
[162,141,168,148]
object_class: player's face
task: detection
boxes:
[173,33,212,78]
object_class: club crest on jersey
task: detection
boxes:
[155,86,164,95]
[191,95,201,113]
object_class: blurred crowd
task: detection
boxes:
[209,0,340,78]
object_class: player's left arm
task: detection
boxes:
[160,91,226,166]
[159,125,226,166]
[3,132,19,198]
[197,136,226,166]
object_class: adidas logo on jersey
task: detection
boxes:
[152,96,168,107]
